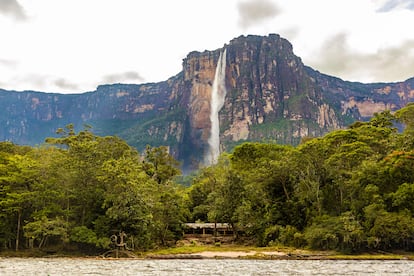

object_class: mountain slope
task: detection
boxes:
[1,34,413,170]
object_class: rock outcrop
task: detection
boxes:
[1,34,413,171]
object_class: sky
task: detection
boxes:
[0,0,414,94]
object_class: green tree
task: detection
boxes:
[152,184,188,245]
[297,138,329,218]
[100,154,156,249]
[20,146,73,249]
[395,103,414,130]
[365,209,414,250]
[187,164,224,222]
[0,153,38,250]
[230,143,303,244]
[390,183,414,214]
[207,170,244,236]
[23,216,68,249]
[46,125,133,228]
[394,103,414,150]
[143,145,181,185]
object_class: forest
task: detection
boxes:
[1,104,414,254]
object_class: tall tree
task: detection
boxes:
[0,153,38,250]
[143,145,181,185]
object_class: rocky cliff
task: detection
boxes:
[1,34,413,171]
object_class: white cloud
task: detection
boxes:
[0,0,27,21]
[1,0,413,93]
[0,58,18,68]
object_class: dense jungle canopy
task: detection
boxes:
[1,104,414,253]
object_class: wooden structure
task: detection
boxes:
[183,223,233,237]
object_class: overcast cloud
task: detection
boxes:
[102,71,145,84]
[309,33,414,82]
[0,0,27,21]
[376,0,414,12]
[0,58,18,68]
[54,78,80,91]
[237,0,281,29]
[0,0,413,93]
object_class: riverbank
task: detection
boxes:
[1,245,413,260]
[144,245,414,260]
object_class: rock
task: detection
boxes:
[1,34,413,171]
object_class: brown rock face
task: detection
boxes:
[1,34,414,171]
[179,34,414,160]
[183,51,218,141]
[221,34,324,146]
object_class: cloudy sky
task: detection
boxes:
[1,0,414,93]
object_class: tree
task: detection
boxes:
[394,103,414,150]
[303,213,365,252]
[46,125,134,228]
[230,143,303,244]
[143,145,181,185]
[187,163,225,222]
[297,138,330,218]
[395,103,414,130]
[152,184,188,245]
[99,155,157,249]
[0,153,38,250]
[390,183,414,214]
[207,171,243,231]
[365,210,414,250]
[324,141,374,214]
[23,216,68,249]
[303,215,340,250]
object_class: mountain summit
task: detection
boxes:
[1,34,413,170]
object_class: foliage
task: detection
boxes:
[0,125,186,252]
[1,105,414,254]
[186,106,414,252]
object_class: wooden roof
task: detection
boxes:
[184,223,231,229]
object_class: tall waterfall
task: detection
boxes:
[205,49,227,165]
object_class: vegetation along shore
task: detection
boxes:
[1,104,414,257]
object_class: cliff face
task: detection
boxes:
[1,34,414,170]
[222,35,328,145]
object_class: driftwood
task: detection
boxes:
[101,249,138,258]
[101,231,138,258]
[146,254,204,259]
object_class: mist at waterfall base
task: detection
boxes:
[205,50,227,166]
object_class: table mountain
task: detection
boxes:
[1,34,413,171]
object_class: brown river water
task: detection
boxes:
[1,258,413,275]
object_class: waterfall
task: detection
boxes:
[205,49,227,165]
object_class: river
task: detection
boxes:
[0,258,413,275]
